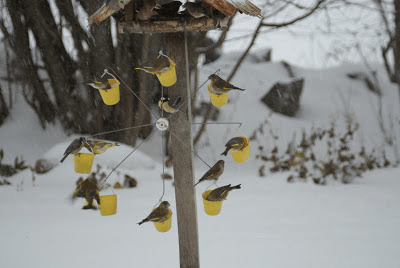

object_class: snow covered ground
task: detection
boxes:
[1,52,400,268]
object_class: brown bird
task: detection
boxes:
[182,2,209,18]
[138,201,171,225]
[135,57,171,74]
[221,137,246,156]
[206,184,241,201]
[136,0,161,20]
[86,76,111,91]
[208,74,245,95]
[72,178,100,210]
[194,160,225,187]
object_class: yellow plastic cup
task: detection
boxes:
[208,84,228,107]
[231,136,250,163]
[98,79,120,105]
[202,190,223,216]
[156,59,177,87]
[74,153,94,174]
[99,194,117,216]
[153,209,172,232]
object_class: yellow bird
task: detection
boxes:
[135,57,171,74]
[72,178,100,210]
[138,201,171,225]
[87,139,119,154]
[194,160,225,187]
[206,184,241,201]
[221,136,246,156]
[208,74,246,95]
[158,96,184,114]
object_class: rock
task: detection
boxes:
[33,159,57,174]
[260,78,304,117]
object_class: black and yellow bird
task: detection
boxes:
[221,136,246,156]
[87,140,119,155]
[206,184,241,201]
[158,96,184,114]
[86,76,111,91]
[60,137,91,163]
[194,160,225,187]
[135,57,171,74]
[208,74,246,95]
[138,201,171,225]
[72,178,100,210]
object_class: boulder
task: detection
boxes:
[261,78,304,117]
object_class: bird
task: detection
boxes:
[158,96,185,114]
[87,140,119,154]
[182,2,210,18]
[135,57,171,74]
[138,201,171,225]
[135,0,162,21]
[206,184,241,201]
[208,74,246,95]
[221,136,246,156]
[71,178,100,210]
[86,76,112,91]
[156,1,182,17]
[60,137,91,163]
[194,160,225,187]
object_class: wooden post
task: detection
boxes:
[166,33,200,268]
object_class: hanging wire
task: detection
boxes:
[159,129,166,202]
[100,128,158,189]
[104,67,159,120]
[89,124,154,138]
[168,129,212,169]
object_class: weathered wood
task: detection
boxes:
[167,33,200,268]
[117,17,222,34]
[203,0,236,16]
[88,0,132,25]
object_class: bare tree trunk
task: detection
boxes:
[394,0,400,100]
[0,85,9,126]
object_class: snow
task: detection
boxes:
[1,47,400,268]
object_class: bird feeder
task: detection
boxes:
[99,194,118,216]
[74,153,95,174]
[208,84,228,107]
[202,190,223,216]
[153,208,173,232]
[98,78,120,105]
[230,136,250,163]
[156,58,177,87]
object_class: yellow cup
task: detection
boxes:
[231,136,250,163]
[99,194,117,216]
[74,153,94,174]
[208,84,228,107]
[98,79,120,105]
[156,59,177,87]
[153,209,172,232]
[202,190,223,216]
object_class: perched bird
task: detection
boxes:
[135,57,171,74]
[208,74,246,95]
[72,178,100,210]
[182,2,209,18]
[60,137,90,163]
[221,136,246,156]
[86,76,111,91]
[87,140,119,154]
[156,1,182,17]
[158,96,184,114]
[135,0,161,21]
[194,160,225,187]
[138,201,171,225]
[206,184,241,201]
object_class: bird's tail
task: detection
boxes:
[236,87,245,91]
[221,147,230,156]
[194,180,201,187]
[60,154,68,163]
[135,66,155,74]
[138,218,148,225]
[231,184,241,190]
